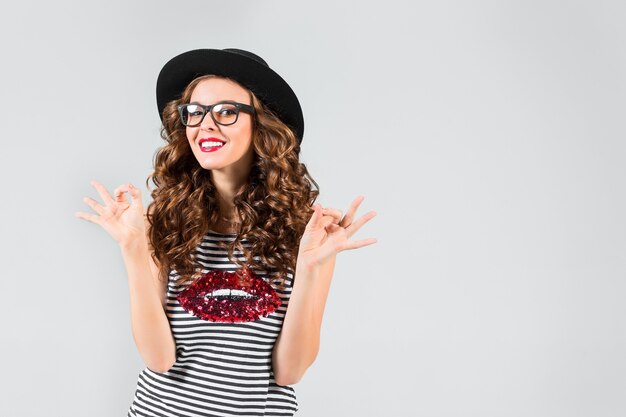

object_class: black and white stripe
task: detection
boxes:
[127,230,299,417]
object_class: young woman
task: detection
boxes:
[76,48,377,416]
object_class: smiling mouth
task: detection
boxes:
[198,138,226,153]
[199,143,225,153]
[176,269,282,323]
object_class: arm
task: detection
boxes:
[271,198,377,386]
[79,180,175,373]
[144,208,168,310]
[120,235,176,373]
[271,254,337,386]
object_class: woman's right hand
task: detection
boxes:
[75,180,147,247]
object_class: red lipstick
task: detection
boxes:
[176,268,282,323]
[198,137,226,153]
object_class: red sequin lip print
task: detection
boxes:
[176,268,283,323]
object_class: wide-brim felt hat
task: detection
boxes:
[156,48,304,144]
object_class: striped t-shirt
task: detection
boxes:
[127,230,299,416]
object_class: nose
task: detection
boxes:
[199,111,218,131]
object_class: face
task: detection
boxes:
[185,77,255,177]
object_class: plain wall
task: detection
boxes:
[1,0,625,416]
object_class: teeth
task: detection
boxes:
[204,289,255,299]
[201,141,224,148]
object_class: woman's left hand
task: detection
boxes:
[297,196,377,271]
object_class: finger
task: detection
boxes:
[322,207,343,224]
[90,180,116,206]
[345,210,377,238]
[325,222,342,234]
[320,213,342,229]
[305,204,323,230]
[127,183,142,207]
[324,223,377,252]
[116,183,141,207]
[340,195,365,228]
[74,210,102,225]
[321,215,336,229]
[82,196,105,216]
[113,184,131,203]
[113,188,127,206]
[341,237,378,251]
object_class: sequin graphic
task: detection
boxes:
[176,268,283,323]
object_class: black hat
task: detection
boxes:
[156,48,304,144]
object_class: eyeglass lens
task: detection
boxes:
[181,103,239,126]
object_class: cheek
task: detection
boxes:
[227,125,250,142]
[186,127,197,142]
[236,122,254,142]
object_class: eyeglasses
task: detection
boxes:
[177,101,255,127]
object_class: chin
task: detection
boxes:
[199,161,226,171]
[194,153,228,169]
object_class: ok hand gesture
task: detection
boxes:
[297,196,377,271]
[75,180,147,247]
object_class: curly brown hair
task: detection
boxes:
[144,74,319,291]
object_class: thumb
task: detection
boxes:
[127,184,142,206]
[305,204,323,230]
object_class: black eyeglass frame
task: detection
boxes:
[177,101,256,127]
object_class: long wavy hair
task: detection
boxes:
[144,74,319,291]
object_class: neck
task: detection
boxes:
[211,167,249,219]
[209,147,255,221]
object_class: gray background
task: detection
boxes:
[1,0,625,416]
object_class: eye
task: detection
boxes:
[186,105,204,116]
[218,108,236,116]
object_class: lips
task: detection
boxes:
[176,268,283,323]
[198,137,226,152]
